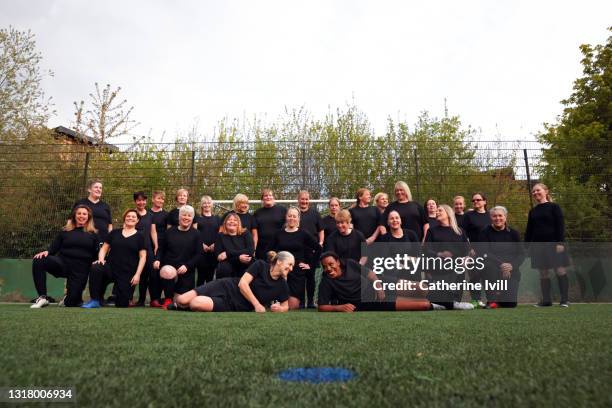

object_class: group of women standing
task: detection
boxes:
[29,178,570,312]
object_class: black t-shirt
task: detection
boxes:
[222,211,258,232]
[299,207,323,241]
[463,211,490,242]
[166,208,180,228]
[105,229,145,277]
[233,260,290,310]
[268,229,320,264]
[195,214,221,246]
[149,208,168,241]
[322,215,338,243]
[381,201,427,240]
[455,213,465,229]
[323,229,366,262]
[427,216,440,229]
[48,227,100,262]
[74,198,112,241]
[349,206,380,238]
[214,231,255,263]
[524,202,565,242]
[318,259,370,305]
[136,211,153,250]
[253,205,287,243]
[159,226,202,268]
[378,229,420,243]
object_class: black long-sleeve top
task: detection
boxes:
[214,231,255,263]
[463,211,490,242]
[477,225,525,271]
[157,226,202,269]
[424,225,470,257]
[73,198,112,241]
[524,202,565,242]
[268,229,320,264]
[47,227,100,262]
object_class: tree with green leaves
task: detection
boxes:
[0,26,53,139]
[537,28,611,241]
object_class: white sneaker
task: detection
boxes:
[477,300,486,308]
[453,301,475,310]
[30,296,50,309]
[58,295,66,307]
[431,303,446,310]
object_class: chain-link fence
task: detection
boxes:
[0,139,609,258]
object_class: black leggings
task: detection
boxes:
[32,256,89,307]
[89,263,133,308]
[196,253,217,286]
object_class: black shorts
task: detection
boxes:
[530,243,570,269]
[194,278,242,312]
[174,270,196,294]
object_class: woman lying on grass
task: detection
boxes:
[170,251,294,312]
[317,251,433,312]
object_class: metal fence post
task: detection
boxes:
[413,148,421,202]
[83,152,90,192]
[523,149,533,208]
[190,150,196,191]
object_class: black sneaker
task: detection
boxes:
[165,302,178,311]
[105,295,116,306]
[534,302,553,307]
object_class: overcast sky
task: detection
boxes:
[1,0,610,143]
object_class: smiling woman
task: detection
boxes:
[83,209,147,308]
[30,205,100,308]
[172,251,294,312]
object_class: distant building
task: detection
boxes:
[53,126,119,152]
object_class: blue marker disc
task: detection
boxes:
[277,367,356,383]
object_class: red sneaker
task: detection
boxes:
[162,298,173,309]
[150,299,163,308]
[487,302,498,309]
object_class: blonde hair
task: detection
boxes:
[374,192,388,205]
[64,205,97,233]
[439,204,461,236]
[175,188,189,201]
[199,195,213,215]
[532,183,553,202]
[233,193,249,211]
[335,209,352,223]
[220,212,246,235]
[285,206,301,228]
[394,181,412,201]
[152,190,166,199]
[261,188,274,199]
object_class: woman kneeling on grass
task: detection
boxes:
[317,252,432,312]
[171,251,294,312]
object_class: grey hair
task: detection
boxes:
[489,206,508,217]
[179,205,195,217]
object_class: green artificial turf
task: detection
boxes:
[1,304,611,407]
